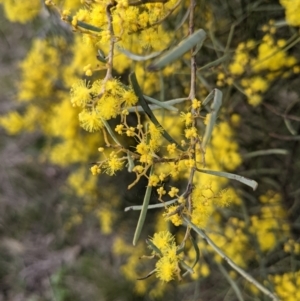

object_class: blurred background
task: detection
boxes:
[0,1,300,300]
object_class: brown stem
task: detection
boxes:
[188,0,197,100]
[105,2,117,81]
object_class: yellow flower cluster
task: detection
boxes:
[150,231,180,282]
[18,39,60,102]
[250,191,290,252]
[205,217,250,269]
[191,185,230,228]
[280,0,300,26]
[71,78,138,132]
[0,0,41,23]
[271,271,300,301]
[220,27,298,106]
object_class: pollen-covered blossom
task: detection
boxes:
[78,109,103,132]
[90,164,101,175]
[181,112,193,126]
[148,174,160,187]
[250,191,290,252]
[0,111,24,135]
[150,231,175,254]
[157,186,166,198]
[149,123,162,152]
[150,232,180,282]
[168,187,179,198]
[18,39,59,102]
[184,158,195,168]
[122,89,138,106]
[164,205,183,226]
[105,152,124,175]
[155,249,179,282]
[280,0,300,26]
[1,0,41,23]
[271,271,300,300]
[71,80,92,107]
[252,35,297,72]
[115,124,124,134]
[167,143,177,155]
[132,165,144,174]
[126,127,135,137]
[192,98,201,109]
[136,141,149,155]
[185,127,198,139]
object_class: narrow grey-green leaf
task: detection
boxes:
[127,152,135,172]
[137,269,156,280]
[189,236,200,269]
[129,72,184,151]
[197,54,230,72]
[116,45,161,61]
[145,238,163,256]
[124,198,177,211]
[147,29,206,71]
[96,49,106,63]
[243,149,289,159]
[132,165,154,246]
[101,118,122,146]
[284,100,299,136]
[196,168,258,190]
[65,16,102,32]
[201,89,222,150]
[182,236,199,276]
[144,95,178,111]
[180,260,194,276]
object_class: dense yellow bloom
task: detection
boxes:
[192,98,201,109]
[18,39,59,102]
[150,231,175,254]
[168,187,179,198]
[148,174,160,187]
[155,253,178,282]
[97,94,119,120]
[228,49,249,75]
[46,98,79,139]
[271,271,300,300]
[115,124,124,134]
[105,152,124,175]
[136,141,149,155]
[181,112,193,127]
[167,143,177,155]
[0,111,24,135]
[91,164,101,175]
[210,122,242,171]
[280,0,300,26]
[70,80,92,107]
[185,127,198,139]
[252,36,297,72]
[206,218,250,268]
[149,123,162,152]
[250,191,290,252]
[164,205,183,226]
[0,0,41,23]
[79,109,103,132]
[157,186,166,198]
[132,165,144,174]
[122,89,138,107]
